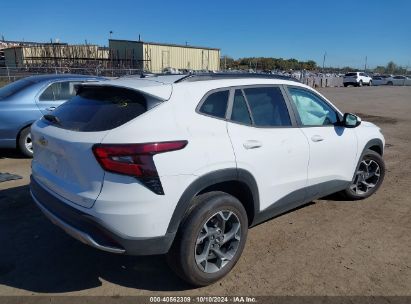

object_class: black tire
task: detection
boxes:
[368,80,372,86]
[167,191,248,286]
[358,80,363,87]
[340,149,385,200]
[343,83,348,87]
[18,127,33,158]
[387,81,393,86]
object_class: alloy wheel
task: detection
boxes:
[350,159,381,195]
[25,133,33,153]
[194,210,241,273]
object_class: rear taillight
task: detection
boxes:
[92,141,188,195]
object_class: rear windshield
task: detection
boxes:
[345,73,357,77]
[0,78,34,100]
[44,86,161,132]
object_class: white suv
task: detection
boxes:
[30,74,385,286]
[343,72,373,87]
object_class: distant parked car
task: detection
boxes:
[0,74,104,157]
[343,72,372,87]
[371,76,387,86]
[386,75,411,86]
[163,67,182,74]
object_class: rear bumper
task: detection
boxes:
[343,81,359,85]
[30,176,175,255]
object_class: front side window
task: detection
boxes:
[243,87,291,127]
[288,87,338,126]
[199,90,229,119]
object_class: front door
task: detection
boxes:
[286,86,358,198]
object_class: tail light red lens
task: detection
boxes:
[92,141,187,194]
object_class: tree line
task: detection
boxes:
[220,56,317,71]
[220,57,409,75]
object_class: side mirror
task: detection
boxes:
[343,113,361,128]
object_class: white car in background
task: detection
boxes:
[386,75,411,86]
[30,73,386,286]
[343,72,372,87]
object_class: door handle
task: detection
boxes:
[311,135,324,142]
[243,140,262,149]
[46,106,56,111]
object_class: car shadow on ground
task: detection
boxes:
[0,149,26,160]
[0,185,193,293]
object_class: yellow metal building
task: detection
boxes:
[4,44,109,67]
[109,39,220,72]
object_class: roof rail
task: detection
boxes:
[174,73,300,83]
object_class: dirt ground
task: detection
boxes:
[0,86,410,296]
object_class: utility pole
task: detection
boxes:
[364,56,367,72]
[109,31,113,39]
[322,52,327,72]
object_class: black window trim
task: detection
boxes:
[283,85,344,128]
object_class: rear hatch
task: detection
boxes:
[344,72,358,82]
[31,79,171,208]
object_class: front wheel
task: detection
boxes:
[341,150,385,200]
[18,127,33,158]
[358,80,363,87]
[368,80,372,86]
[167,191,248,286]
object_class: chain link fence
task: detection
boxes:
[0,66,345,88]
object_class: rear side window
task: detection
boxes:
[46,86,160,132]
[243,87,291,127]
[199,90,229,119]
[39,81,81,101]
[345,73,357,77]
[231,90,252,125]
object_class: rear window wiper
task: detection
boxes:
[43,114,62,126]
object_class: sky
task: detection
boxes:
[1,0,410,69]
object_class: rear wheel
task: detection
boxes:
[358,80,363,87]
[340,150,385,200]
[387,81,393,86]
[368,80,372,86]
[18,127,33,158]
[167,191,248,286]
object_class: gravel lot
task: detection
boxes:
[0,86,410,296]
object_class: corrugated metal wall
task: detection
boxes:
[4,45,109,67]
[143,43,220,72]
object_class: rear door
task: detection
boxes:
[226,86,309,211]
[31,85,162,208]
[36,80,83,114]
[285,86,358,197]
